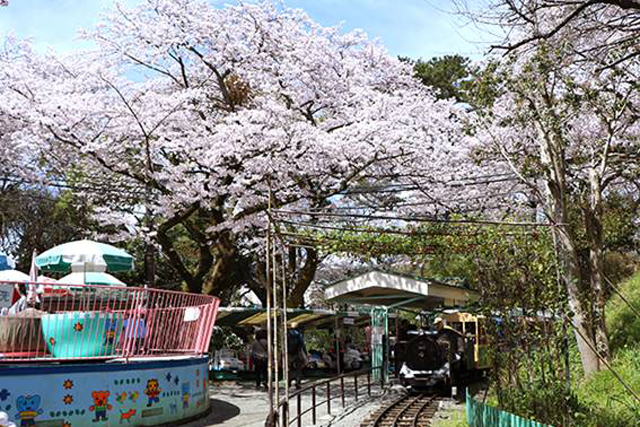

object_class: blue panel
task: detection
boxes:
[0,357,210,426]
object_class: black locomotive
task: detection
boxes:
[395,327,473,390]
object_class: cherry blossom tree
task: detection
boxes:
[455,0,640,70]
[450,0,639,376]
[0,1,460,305]
[468,44,639,374]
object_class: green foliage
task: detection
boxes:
[495,380,588,426]
[304,328,333,352]
[576,346,640,427]
[602,252,638,290]
[465,60,506,110]
[606,272,640,352]
[301,220,639,425]
[116,238,184,290]
[211,326,245,352]
[408,54,471,102]
[568,193,639,254]
[567,270,640,426]
[0,187,96,271]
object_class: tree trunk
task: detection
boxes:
[553,226,601,374]
[538,127,601,375]
[144,242,156,287]
[287,248,319,308]
[585,168,610,366]
[249,259,268,307]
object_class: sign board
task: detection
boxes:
[184,307,201,322]
[371,326,383,345]
[343,317,355,325]
[347,311,359,318]
[0,283,15,309]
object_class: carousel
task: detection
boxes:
[0,241,219,427]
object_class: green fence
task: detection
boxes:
[466,390,553,427]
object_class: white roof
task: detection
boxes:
[324,270,478,309]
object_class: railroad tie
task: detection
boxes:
[361,394,439,427]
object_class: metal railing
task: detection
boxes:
[0,280,220,362]
[270,366,385,427]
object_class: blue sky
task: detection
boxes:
[0,0,496,59]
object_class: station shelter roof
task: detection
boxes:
[324,269,479,310]
[215,306,371,329]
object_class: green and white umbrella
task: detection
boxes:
[57,271,127,287]
[35,240,134,273]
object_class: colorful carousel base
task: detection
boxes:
[0,356,210,427]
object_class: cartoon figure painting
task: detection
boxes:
[104,319,118,346]
[90,391,113,422]
[144,379,162,407]
[15,395,42,427]
[181,383,190,409]
[119,408,136,424]
[116,392,127,404]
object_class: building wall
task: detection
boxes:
[0,357,210,427]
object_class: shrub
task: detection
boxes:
[606,272,640,351]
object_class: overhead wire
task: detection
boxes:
[277,219,535,237]
[327,191,518,210]
[277,231,443,255]
[273,209,559,227]
[336,175,518,195]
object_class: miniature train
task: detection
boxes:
[395,312,489,390]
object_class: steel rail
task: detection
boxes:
[411,395,437,427]
[370,394,413,427]
[365,393,438,427]
[388,394,424,427]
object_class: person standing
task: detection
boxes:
[287,328,308,389]
[252,330,268,389]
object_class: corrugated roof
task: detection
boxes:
[214,307,368,328]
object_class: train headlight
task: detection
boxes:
[399,363,415,379]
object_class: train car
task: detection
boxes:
[436,311,490,371]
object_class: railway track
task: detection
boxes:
[362,394,439,427]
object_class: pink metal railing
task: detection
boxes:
[0,281,220,362]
